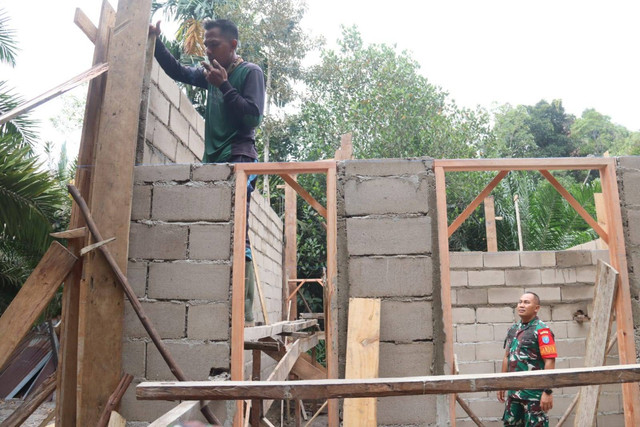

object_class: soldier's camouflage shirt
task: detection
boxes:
[503,316,557,401]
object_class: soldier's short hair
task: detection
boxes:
[524,291,540,305]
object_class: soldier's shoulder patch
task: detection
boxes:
[537,327,557,358]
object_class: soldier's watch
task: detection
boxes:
[543,389,553,395]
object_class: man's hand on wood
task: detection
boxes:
[149,20,161,37]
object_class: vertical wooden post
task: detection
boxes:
[484,195,498,252]
[56,2,115,425]
[594,193,609,250]
[284,176,298,320]
[75,0,152,424]
[232,170,249,426]
[435,166,456,426]
[325,165,339,427]
[250,349,261,426]
[600,162,640,426]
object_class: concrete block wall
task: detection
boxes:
[139,59,205,165]
[450,249,622,426]
[337,158,439,426]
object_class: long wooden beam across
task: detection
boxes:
[137,363,640,401]
[279,174,327,219]
[74,8,97,43]
[235,161,335,175]
[434,157,614,171]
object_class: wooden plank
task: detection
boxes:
[56,2,116,424]
[96,373,134,427]
[325,165,339,427]
[0,63,108,126]
[599,163,640,426]
[433,157,614,172]
[148,401,207,427]
[539,170,608,242]
[484,196,498,252]
[284,176,298,321]
[250,241,269,325]
[243,320,317,341]
[137,363,640,401]
[594,193,609,249]
[334,133,353,160]
[75,0,152,424]
[455,395,485,427]
[343,298,381,427]
[251,349,262,426]
[574,260,618,427]
[280,174,327,219]
[448,170,508,237]
[0,373,56,427]
[0,242,77,371]
[50,226,87,239]
[263,349,327,381]
[235,161,335,175]
[232,170,249,426]
[80,236,116,256]
[107,411,126,427]
[74,8,97,43]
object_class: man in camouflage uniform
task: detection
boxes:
[497,292,557,427]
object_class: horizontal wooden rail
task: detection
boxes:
[137,363,640,401]
[434,157,614,172]
[234,161,335,175]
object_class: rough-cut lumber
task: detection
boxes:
[0,372,56,427]
[235,161,335,175]
[0,63,108,126]
[343,298,381,427]
[325,165,339,427]
[263,348,327,382]
[539,170,608,242]
[448,170,508,237]
[334,133,353,160]
[304,401,327,427]
[434,157,614,171]
[245,341,283,351]
[148,401,208,427]
[107,411,126,427]
[68,185,220,426]
[250,242,270,325]
[574,261,618,426]
[96,373,134,427]
[243,320,318,341]
[137,363,640,401]
[455,395,485,427]
[484,196,497,252]
[0,242,77,371]
[74,8,97,42]
[594,192,608,249]
[50,226,87,239]
[80,236,116,256]
[251,349,262,426]
[284,176,298,322]
[279,174,327,219]
[57,3,115,424]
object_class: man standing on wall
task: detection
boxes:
[497,292,557,427]
[149,19,265,326]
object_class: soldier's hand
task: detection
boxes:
[149,20,161,37]
[540,392,553,412]
[497,390,505,403]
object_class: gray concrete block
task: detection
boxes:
[153,185,232,221]
[618,156,640,170]
[566,322,589,338]
[131,185,152,220]
[187,303,230,340]
[378,342,433,377]
[455,289,488,306]
[628,210,640,245]
[450,270,468,287]
[551,303,589,321]
[377,395,436,425]
[344,176,430,215]
[150,59,160,83]
[488,287,524,304]
[346,216,432,255]
[450,252,483,268]
[127,261,147,298]
[121,340,145,378]
[476,307,515,323]
[175,142,198,164]
[129,222,188,260]
[454,343,476,361]
[149,84,169,125]
[179,89,200,126]
[623,172,640,205]
[505,269,541,286]
[452,307,476,324]
[148,262,230,301]
[457,360,495,375]
[541,268,576,285]
[547,321,568,339]
[457,324,493,343]
[576,265,597,283]
[343,158,430,177]
[157,69,181,106]
[348,256,433,297]
[134,164,190,183]
[191,163,233,181]
[591,249,610,265]
[468,270,505,286]
[151,122,177,160]
[119,379,177,422]
[483,252,520,268]
[524,286,561,302]
[556,338,586,357]
[520,251,557,267]
[124,301,186,339]
[146,340,230,380]
[475,342,506,360]
[556,250,592,267]
[170,106,190,144]
[380,300,432,342]
[189,224,232,260]
[189,127,205,157]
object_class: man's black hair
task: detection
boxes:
[203,18,239,41]
[524,291,541,305]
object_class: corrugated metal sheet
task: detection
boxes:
[0,329,53,398]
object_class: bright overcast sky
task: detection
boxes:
[2,0,639,159]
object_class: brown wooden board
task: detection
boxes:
[284,176,298,321]
[484,196,497,252]
[0,372,56,427]
[0,242,76,371]
[325,165,339,427]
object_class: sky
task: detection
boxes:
[2,0,639,160]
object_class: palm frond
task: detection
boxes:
[0,81,38,151]
[0,9,18,67]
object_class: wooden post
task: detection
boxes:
[250,350,262,426]
[325,165,339,427]
[484,195,497,252]
[594,193,608,249]
[284,176,298,321]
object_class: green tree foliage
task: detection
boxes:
[571,108,640,156]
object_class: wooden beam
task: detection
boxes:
[0,242,77,371]
[334,133,353,160]
[50,226,87,239]
[243,320,318,341]
[343,298,381,427]
[539,170,608,242]
[250,241,269,325]
[448,170,508,237]
[484,196,498,252]
[575,260,618,426]
[74,8,97,43]
[96,373,134,427]
[137,363,640,401]
[235,161,335,175]
[148,401,208,427]
[80,236,116,256]
[263,349,327,381]
[594,193,609,249]
[56,2,116,424]
[599,163,640,426]
[325,165,339,427]
[1,373,56,427]
[455,395,485,427]
[279,174,327,219]
[0,63,108,126]
[284,175,298,322]
[107,411,126,427]
[433,157,614,172]
[251,349,262,426]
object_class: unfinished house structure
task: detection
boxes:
[2,0,640,426]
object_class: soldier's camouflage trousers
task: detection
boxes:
[502,396,548,427]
